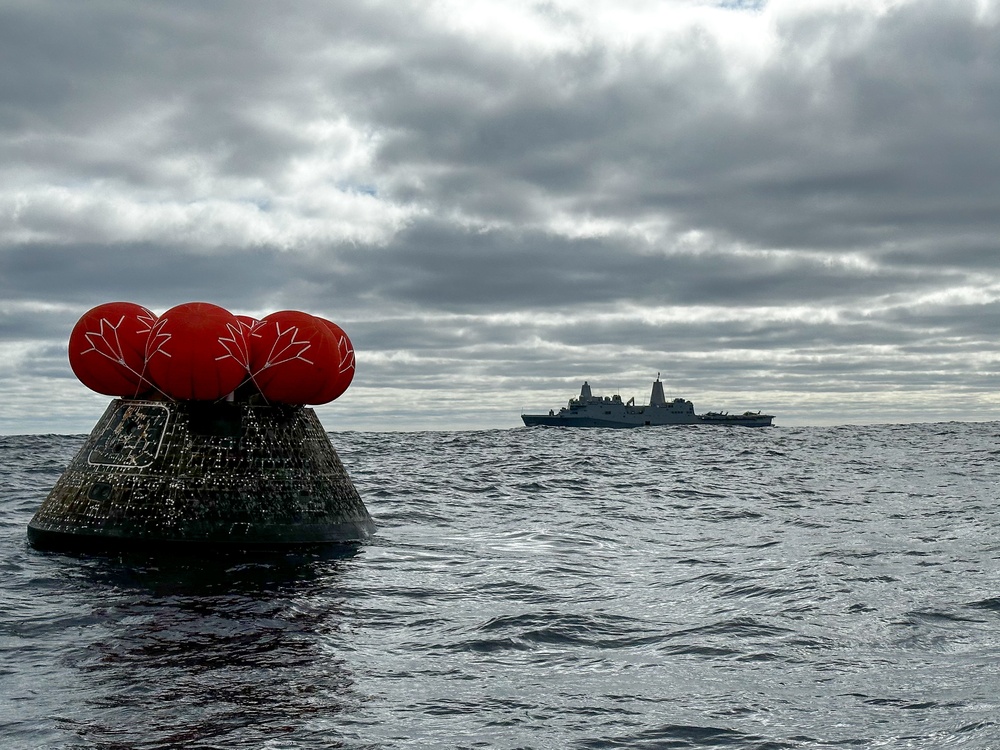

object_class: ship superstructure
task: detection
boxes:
[521,376,773,428]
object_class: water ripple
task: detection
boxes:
[3,423,1000,747]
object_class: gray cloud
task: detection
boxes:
[329,222,947,312]
[2,0,1000,433]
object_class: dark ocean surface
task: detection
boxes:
[1,422,999,749]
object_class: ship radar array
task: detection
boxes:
[68,301,355,405]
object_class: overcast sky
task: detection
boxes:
[3,0,1000,433]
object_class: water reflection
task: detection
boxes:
[51,548,364,749]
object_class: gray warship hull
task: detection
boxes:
[521,378,773,429]
[520,412,773,428]
[27,398,375,551]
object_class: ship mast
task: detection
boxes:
[649,373,667,406]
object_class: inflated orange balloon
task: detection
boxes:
[145,302,249,401]
[68,302,157,396]
[248,310,339,404]
[235,314,260,336]
[314,317,356,403]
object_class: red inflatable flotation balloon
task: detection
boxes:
[235,314,260,336]
[69,302,158,397]
[315,317,356,403]
[249,310,340,404]
[145,302,249,401]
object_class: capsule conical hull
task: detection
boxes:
[27,399,375,551]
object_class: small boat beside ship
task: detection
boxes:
[521,376,773,428]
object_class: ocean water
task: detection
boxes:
[1,422,999,749]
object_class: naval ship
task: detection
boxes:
[521,376,773,428]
